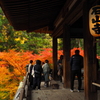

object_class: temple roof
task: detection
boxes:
[0,0,66,33]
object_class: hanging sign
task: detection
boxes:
[89,5,100,37]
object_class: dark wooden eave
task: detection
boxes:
[51,0,99,38]
[0,0,99,38]
[0,0,66,33]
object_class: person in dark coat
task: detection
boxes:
[26,60,33,87]
[57,55,63,82]
[57,62,63,82]
[70,50,83,92]
[31,60,43,90]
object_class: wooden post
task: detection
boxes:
[83,1,97,100]
[63,24,70,88]
[52,37,57,80]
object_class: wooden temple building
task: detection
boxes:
[0,0,100,100]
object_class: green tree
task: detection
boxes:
[71,38,83,49]
[17,32,52,53]
[0,8,52,53]
[57,38,63,50]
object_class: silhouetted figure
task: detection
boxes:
[32,60,43,90]
[57,55,63,82]
[70,50,83,92]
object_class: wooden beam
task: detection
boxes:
[63,25,70,88]
[92,82,100,87]
[52,37,57,80]
[70,28,83,38]
[83,1,97,100]
[52,0,84,38]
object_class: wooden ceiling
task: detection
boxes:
[0,0,66,34]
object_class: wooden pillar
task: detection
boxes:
[52,37,57,80]
[83,1,97,100]
[63,25,70,88]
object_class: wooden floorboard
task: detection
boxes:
[31,89,84,100]
[30,80,100,100]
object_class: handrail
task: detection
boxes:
[13,72,29,100]
[92,82,100,87]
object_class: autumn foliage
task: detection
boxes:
[0,47,84,100]
[70,47,84,57]
[0,50,35,100]
[0,48,63,100]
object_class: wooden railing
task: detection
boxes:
[13,72,29,100]
[92,82,100,87]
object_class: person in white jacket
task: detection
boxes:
[26,60,33,87]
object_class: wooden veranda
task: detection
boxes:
[14,74,100,100]
[30,81,85,100]
[0,0,100,100]
[30,81,100,100]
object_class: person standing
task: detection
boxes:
[57,62,63,82]
[31,60,43,90]
[57,55,63,82]
[70,50,83,92]
[42,60,50,87]
[26,60,33,87]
